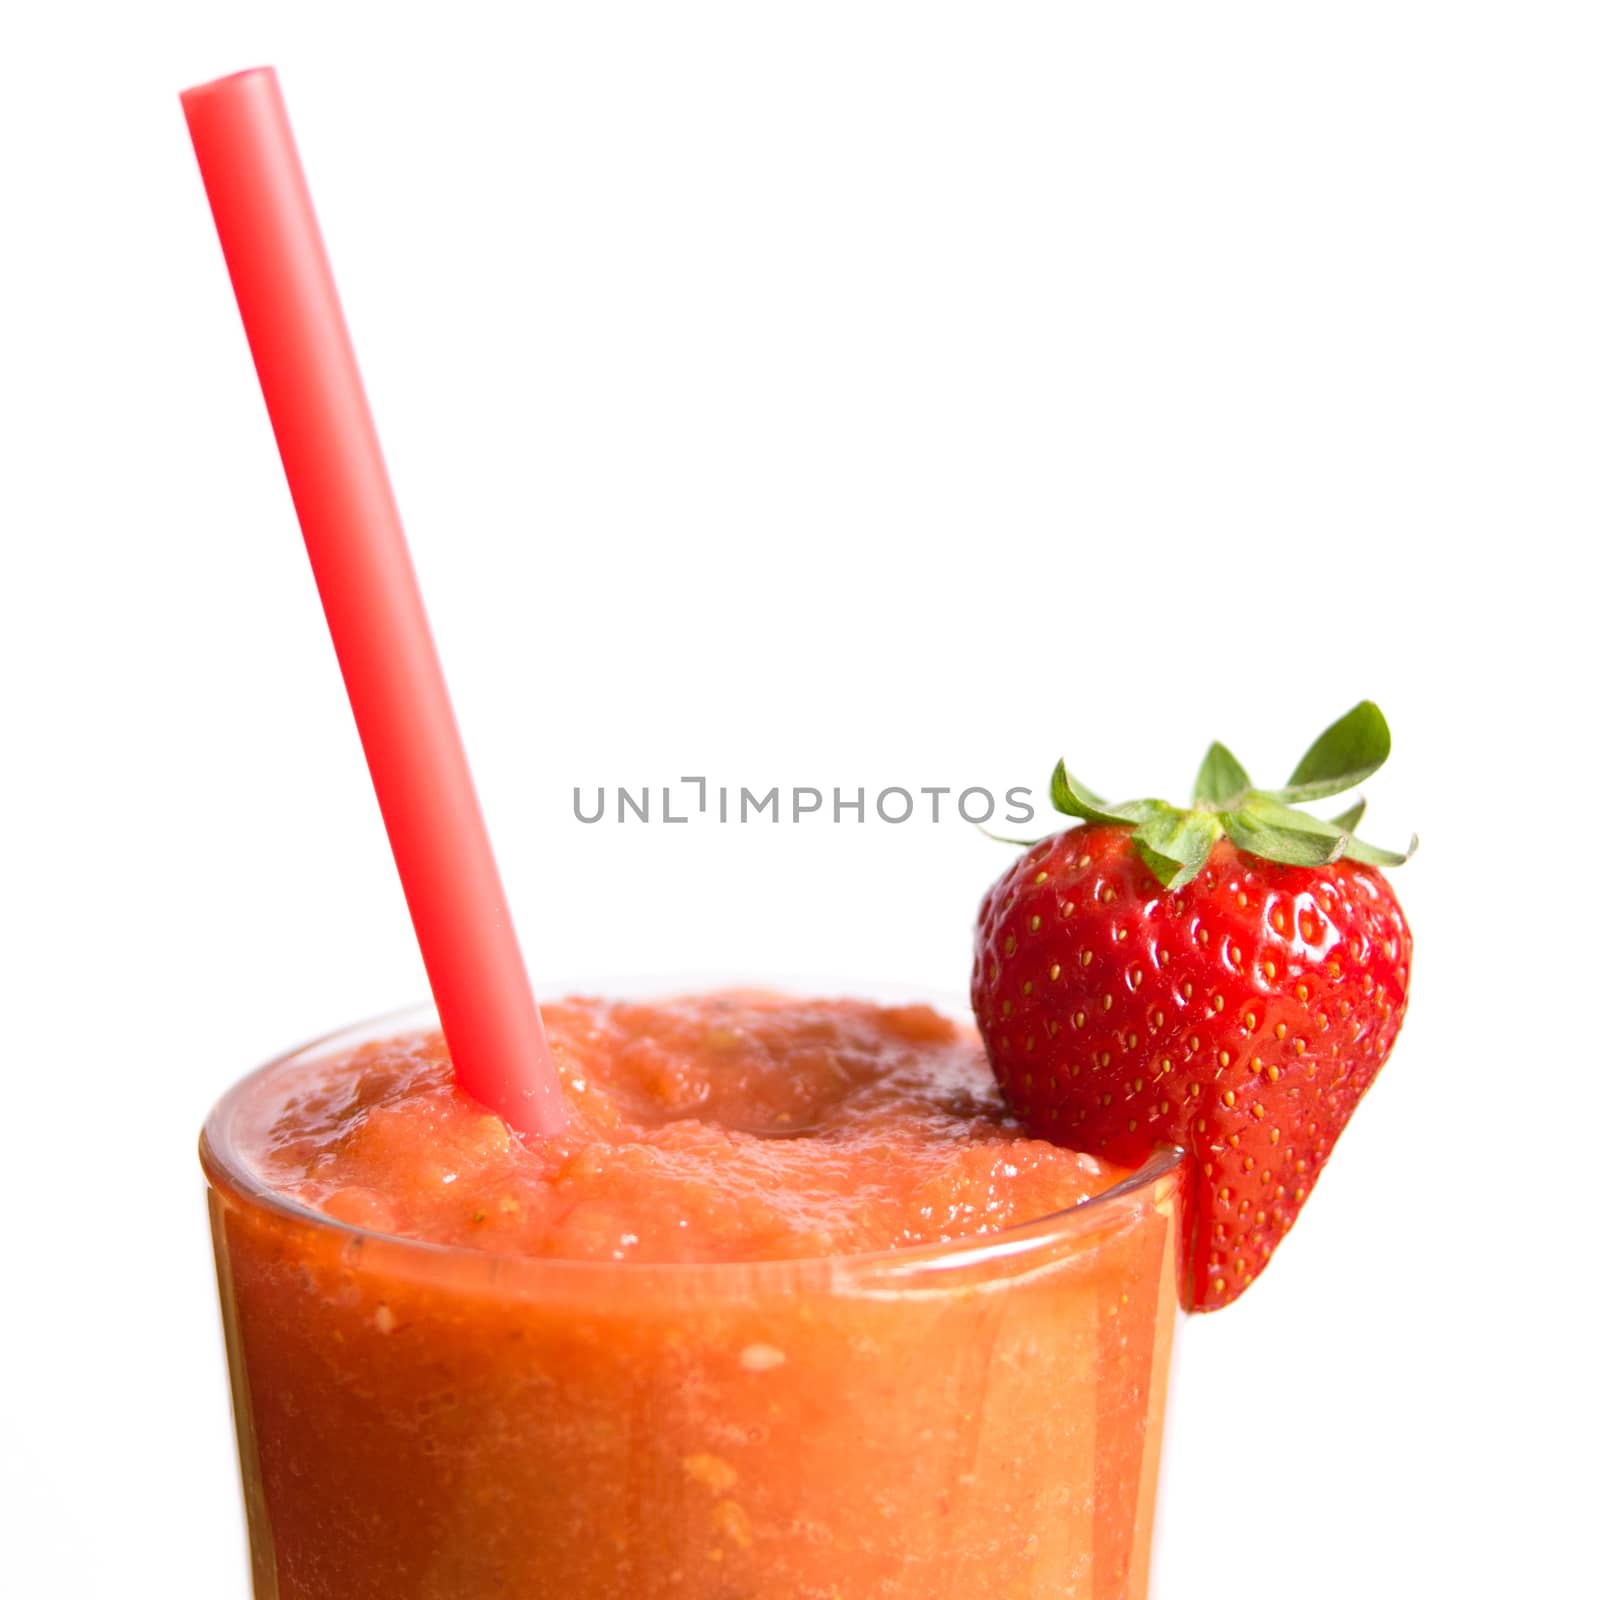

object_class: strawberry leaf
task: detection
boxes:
[1240,793,1348,840]
[1193,742,1252,810]
[1133,808,1222,889]
[1050,763,1168,827]
[1273,701,1391,803]
[1223,805,1348,868]
[1342,832,1419,868]
[979,827,1048,847]
[1049,763,1108,820]
[1329,797,1367,832]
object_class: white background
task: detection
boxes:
[2,4,1595,1595]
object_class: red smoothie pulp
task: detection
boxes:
[204,992,1186,1599]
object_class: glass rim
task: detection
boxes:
[201,997,1188,1295]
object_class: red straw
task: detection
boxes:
[182,67,566,1135]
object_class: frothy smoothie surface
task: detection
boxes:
[237,993,1131,1262]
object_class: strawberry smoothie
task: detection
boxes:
[204,992,1186,1599]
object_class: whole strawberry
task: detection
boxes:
[972,702,1414,1311]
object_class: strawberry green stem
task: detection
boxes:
[1048,702,1416,889]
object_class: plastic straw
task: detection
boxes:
[182,67,566,1135]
